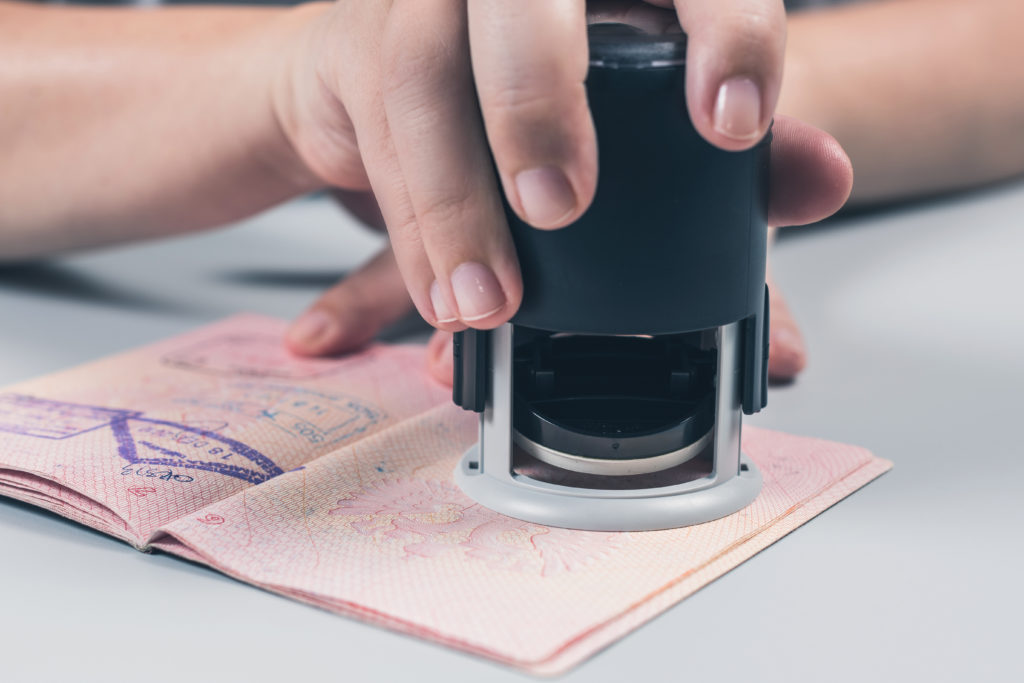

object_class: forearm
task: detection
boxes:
[0,2,324,260]
[780,0,1024,205]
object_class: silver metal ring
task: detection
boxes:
[513,427,713,476]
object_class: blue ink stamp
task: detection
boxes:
[255,385,385,447]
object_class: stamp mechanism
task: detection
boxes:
[452,7,771,531]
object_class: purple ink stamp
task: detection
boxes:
[0,393,284,485]
[113,417,284,485]
[0,394,140,439]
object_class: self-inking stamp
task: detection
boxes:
[452,7,771,532]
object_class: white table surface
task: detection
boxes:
[1,183,1022,682]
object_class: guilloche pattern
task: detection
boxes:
[0,315,891,674]
[0,314,448,543]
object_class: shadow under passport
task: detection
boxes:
[215,267,350,289]
[0,261,189,314]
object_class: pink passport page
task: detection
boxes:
[0,314,891,675]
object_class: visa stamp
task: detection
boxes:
[0,393,141,439]
[255,385,385,446]
[172,383,387,448]
[112,417,284,485]
[0,393,284,485]
[161,334,358,380]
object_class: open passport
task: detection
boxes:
[0,314,890,675]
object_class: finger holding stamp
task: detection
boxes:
[659,0,787,151]
[467,0,595,230]
[379,0,522,330]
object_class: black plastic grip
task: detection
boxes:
[452,330,488,413]
[507,64,769,336]
[742,284,770,415]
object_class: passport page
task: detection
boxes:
[0,315,448,543]
[0,315,891,674]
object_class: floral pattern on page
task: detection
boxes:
[157,401,891,674]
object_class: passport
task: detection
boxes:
[0,314,891,674]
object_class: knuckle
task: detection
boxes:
[379,28,441,104]
[482,81,588,155]
[415,187,479,238]
[714,7,786,56]
[484,81,558,124]
[388,215,427,252]
[379,47,432,109]
[379,5,466,114]
[479,55,579,117]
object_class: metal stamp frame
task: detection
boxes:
[454,323,762,531]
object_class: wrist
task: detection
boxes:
[258,3,334,196]
[267,2,340,193]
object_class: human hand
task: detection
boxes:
[275,0,791,341]
[288,116,853,384]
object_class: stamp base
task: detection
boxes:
[454,444,762,532]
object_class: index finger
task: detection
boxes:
[468,0,596,230]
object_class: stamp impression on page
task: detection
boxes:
[0,393,284,485]
[161,334,368,379]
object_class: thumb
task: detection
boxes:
[426,330,455,387]
[285,247,413,356]
[767,269,807,382]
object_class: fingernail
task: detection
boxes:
[288,309,339,348]
[714,77,762,141]
[429,280,458,324]
[450,262,506,321]
[514,166,576,228]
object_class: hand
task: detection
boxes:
[288,115,854,384]
[275,0,790,341]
